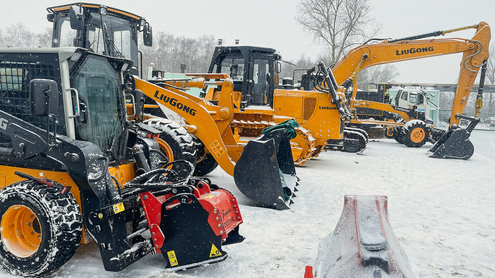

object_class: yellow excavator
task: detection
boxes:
[46,3,299,210]
[328,22,491,158]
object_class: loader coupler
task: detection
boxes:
[234,129,298,210]
[428,127,474,159]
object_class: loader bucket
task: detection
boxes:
[234,129,298,210]
[428,126,474,160]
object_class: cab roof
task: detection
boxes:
[47,2,143,21]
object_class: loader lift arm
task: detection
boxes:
[132,75,240,176]
[131,75,298,209]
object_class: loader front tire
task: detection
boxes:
[402,121,429,148]
[144,118,197,176]
[194,150,219,176]
[0,181,82,277]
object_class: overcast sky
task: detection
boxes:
[2,0,494,83]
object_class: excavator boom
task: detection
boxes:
[332,22,491,159]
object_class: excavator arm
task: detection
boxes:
[332,22,491,127]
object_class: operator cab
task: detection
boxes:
[395,89,425,108]
[208,46,281,108]
[47,3,152,76]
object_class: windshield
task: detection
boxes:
[73,55,124,153]
[409,92,424,105]
[219,58,245,81]
[53,12,138,65]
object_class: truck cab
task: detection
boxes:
[394,89,430,116]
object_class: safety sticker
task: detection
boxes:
[167,250,179,266]
[209,244,222,258]
[113,202,125,214]
[203,192,221,199]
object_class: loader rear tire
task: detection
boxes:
[0,181,82,277]
[144,118,197,176]
[402,121,429,148]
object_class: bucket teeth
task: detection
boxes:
[294,187,299,192]
[290,200,295,205]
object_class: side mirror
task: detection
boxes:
[134,89,143,117]
[46,14,54,23]
[30,79,59,116]
[69,5,85,30]
[143,23,153,46]
[276,61,282,73]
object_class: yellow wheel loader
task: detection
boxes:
[175,46,367,167]
[0,47,245,276]
[47,3,299,209]
[329,22,491,158]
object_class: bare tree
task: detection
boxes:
[295,0,381,65]
[0,23,51,48]
[139,32,216,77]
[356,65,400,83]
[280,54,314,81]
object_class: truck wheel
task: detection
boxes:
[144,118,197,176]
[392,127,406,144]
[0,181,82,277]
[402,121,429,148]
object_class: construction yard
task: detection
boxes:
[0,131,491,278]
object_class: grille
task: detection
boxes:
[0,53,64,133]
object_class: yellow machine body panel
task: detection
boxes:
[273,89,344,142]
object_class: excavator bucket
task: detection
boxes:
[428,123,477,160]
[234,128,298,210]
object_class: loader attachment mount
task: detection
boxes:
[234,126,298,210]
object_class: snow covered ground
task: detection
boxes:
[1,131,493,278]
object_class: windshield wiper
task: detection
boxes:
[102,23,123,58]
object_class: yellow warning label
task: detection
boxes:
[203,194,215,199]
[209,244,222,258]
[167,250,178,266]
[113,202,125,214]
